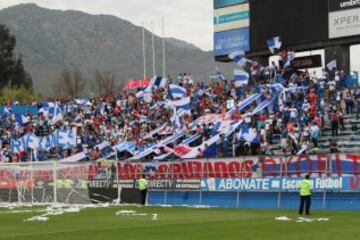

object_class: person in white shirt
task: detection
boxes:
[302,100,310,113]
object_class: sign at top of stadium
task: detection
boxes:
[214,0,248,9]
[330,0,360,12]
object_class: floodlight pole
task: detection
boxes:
[142,23,147,80]
[162,17,166,77]
[151,20,156,76]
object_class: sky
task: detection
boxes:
[0,0,214,51]
[1,0,360,73]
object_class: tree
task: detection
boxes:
[53,69,86,98]
[1,86,39,105]
[94,70,117,95]
[0,24,33,89]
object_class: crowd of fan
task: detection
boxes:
[0,65,360,163]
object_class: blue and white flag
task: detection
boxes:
[327,59,337,71]
[138,76,167,98]
[169,84,186,99]
[251,98,275,115]
[233,69,249,87]
[284,51,296,68]
[172,97,191,116]
[267,83,285,92]
[40,102,55,109]
[267,36,282,54]
[39,102,55,116]
[49,104,63,123]
[15,114,29,125]
[116,141,136,155]
[170,107,182,129]
[239,124,260,144]
[75,98,91,106]
[196,88,211,97]
[228,51,249,66]
[209,67,226,81]
[0,107,10,116]
[148,76,167,89]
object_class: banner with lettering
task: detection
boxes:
[88,154,360,180]
[200,177,360,191]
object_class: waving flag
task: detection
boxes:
[0,107,10,116]
[124,79,139,90]
[15,114,29,125]
[172,97,191,116]
[148,76,167,89]
[39,102,56,117]
[170,107,182,129]
[267,36,282,54]
[116,141,136,155]
[49,104,63,124]
[41,102,55,109]
[209,67,226,81]
[239,124,260,144]
[228,50,250,66]
[169,84,186,99]
[138,76,167,98]
[284,51,296,68]
[75,98,91,106]
[251,98,275,115]
[327,59,337,71]
[233,69,249,87]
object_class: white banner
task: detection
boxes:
[329,7,360,38]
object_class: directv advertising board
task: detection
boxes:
[214,28,250,56]
[214,0,248,9]
[329,0,360,38]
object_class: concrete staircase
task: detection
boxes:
[269,114,360,155]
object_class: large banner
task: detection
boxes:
[87,154,360,180]
[11,128,77,153]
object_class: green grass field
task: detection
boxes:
[0,206,359,240]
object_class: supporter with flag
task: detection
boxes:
[228,50,251,67]
[267,36,282,54]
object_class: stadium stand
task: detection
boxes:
[0,62,359,163]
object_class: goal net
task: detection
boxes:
[0,162,93,206]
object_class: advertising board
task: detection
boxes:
[214,4,249,33]
[329,0,360,38]
[214,28,250,56]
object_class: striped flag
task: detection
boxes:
[172,97,191,116]
[233,69,249,87]
[228,50,250,66]
[148,76,167,89]
[209,67,226,81]
[267,36,282,54]
[169,84,186,99]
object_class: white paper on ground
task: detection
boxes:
[275,216,292,221]
[152,213,159,220]
[24,216,49,222]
